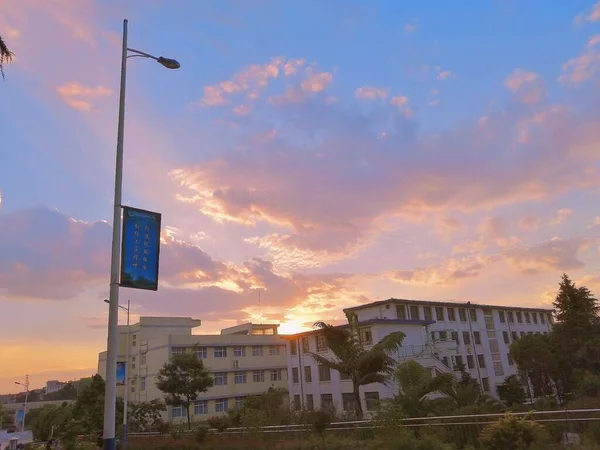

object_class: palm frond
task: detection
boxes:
[0,35,15,80]
[373,331,405,353]
[307,352,345,373]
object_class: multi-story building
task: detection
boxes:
[45,380,66,394]
[97,317,288,423]
[285,298,553,415]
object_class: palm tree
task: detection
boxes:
[309,319,405,420]
[0,35,15,80]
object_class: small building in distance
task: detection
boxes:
[284,298,553,416]
[44,380,66,394]
[97,317,288,423]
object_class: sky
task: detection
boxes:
[1,0,600,392]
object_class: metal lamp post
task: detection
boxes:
[14,376,29,432]
[105,299,131,446]
[102,19,179,450]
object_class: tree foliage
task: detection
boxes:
[497,375,526,407]
[308,315,405,420]
[129,399,167,432]
[480,413,549,450]
[71,374,123,434]
[510,334,556,399]
[156,346,214,429]
[0,35,14,80]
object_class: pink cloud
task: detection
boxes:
[354,86,388,100]
[505,237,588,275]
[550,208,573,226]
[301,70,333,93]
[504,69,545,103]
[56,82,112,112]
[559,36,600,84]
[518,215,540,231]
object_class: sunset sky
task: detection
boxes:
[1,0,600,393]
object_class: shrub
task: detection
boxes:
[194,426,209,443]
[479,413,549,450]
[207,415,229,432]
[307,409,332,438]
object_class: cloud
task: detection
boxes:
[504,69,545,103]
[505,237,588,275]
[518,215,540,231]
[559,36,600,85]
[354,86,388,100]
[574,1,600,25]
[56,82,112,112]
[435,66,455,80]
[403,21,417,34]
[301,70,333,93]
[550,208,573,226]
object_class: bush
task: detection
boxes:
[307,409,332,437]
[479,413,549,450]
[207,415,229,432]
[194,426,209,443]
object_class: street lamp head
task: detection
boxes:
[157,56,180,69]
[104,299,110,304]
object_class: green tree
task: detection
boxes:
[156,347,214,430]
[26,403,73,441]
[480,413,549,450]
[510,333,556,399]
[0,35,14,79]
[71,374,123,434]
[129,399,167,432]
[497,375,526,407]
[309,316,405,420]
[43,382,78,401]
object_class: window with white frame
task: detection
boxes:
[252,345,263,356]
[132,334,137,347]
[270,369,282,381]
[195,347,207,359]
[194,400,208,415]
[214,372,228,385]
[318,365,331,382]
[301,337,309,353]
[269,345,280,356]
[253,370,265,382]
[234,372,247,384]
[171,407,184,418]
[171,347,186,356]
[215,398,228,413]
[214,346,227,358]
[234,346,245,357]
[140,377,146,391]
[140,355,147,366]
[316,335,327,352]
[131,356,136,369]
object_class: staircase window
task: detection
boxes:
[396,305,406,320]
[424,307,433,321]
[435,307,445,321]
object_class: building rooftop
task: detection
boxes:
[282,318,435,338]
[343,298,553,313]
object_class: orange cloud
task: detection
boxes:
[56,82,112,112]
[550,208,573,226]
[301,70,333,92]
[518,215,540,231]
[505,237,588,275]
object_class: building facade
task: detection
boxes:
[97,317,288,423]
[285,298,553,415]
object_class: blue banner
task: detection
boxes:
[120,206,161,291]
[15,409,24,424]
[116,361,126,385]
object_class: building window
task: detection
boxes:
[477,355,486,368]
[270,370,282,381]
[482,377,490,392]
[424,307,433,321]
[318,365,331,382]
[410,305,420,320]
[293,395,301,410]
[214,372,228,385]
[290,341,298,355]
[397,305,406,320]
[234,346,245,357]
[194,400,208,415]
[365,392,379,411]
[306,394,314,410]
[473,331,481,345]
[304,366,312,383]
[511,331,518,341]
[493,361,504,377]
[540,313,546,324]
[454,355,463,370]
[503,331,510,344]
[508,311,514,323]
[132,334,137,347]
[132,356,136,369]
[342,393,356,412]
[321,394,333,409]
[301,337,310,353]
[253,370,265,383]
[459,309,467,322]
[140,377,146,391]
[171,347,185,356]
[507,353,514,366]
[171,407,184,418]
[525,312,531,324]
[195,347,207,359]
[439,331,447,341]
[269,346,281,356]
[435,307,444,321]
[130,386,135,393]
[462,331,471,345]
[234,372,247,384]
[452,331,460,344]
[252,345,263,356]
[292,368,299,383]
[532,312,538,324]
[359,328,373,345]
[469,309,477,322]
[448,308,456,321]
[339,371,351,381]
[496,311,504,324]
[516,311,523,323]
[141,355,147,366]
[214,346,227,358]
[466,354,474,369]
[316,335,327,352]
[235,397,245,410]
[215,398,228,413]
[442,356,450,368]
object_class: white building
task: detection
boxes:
[97,317,289,423]
[45,380,66,394]
[285,298,553,415]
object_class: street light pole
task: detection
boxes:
[123,299,131,447]
[15,376,29,433]
[102,19,179,450]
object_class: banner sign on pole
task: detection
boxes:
[120,206,161,291]
[116,361,126,385]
